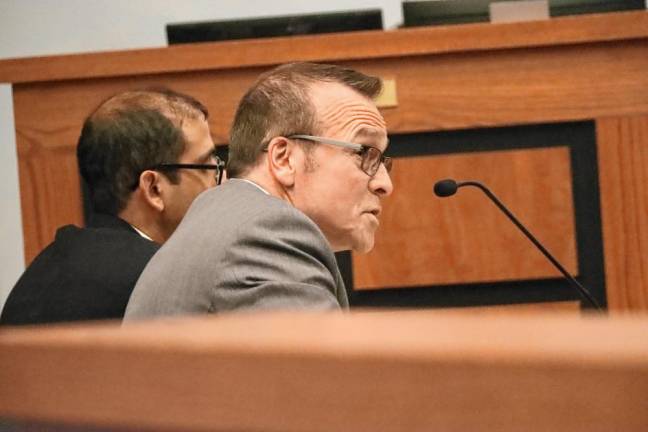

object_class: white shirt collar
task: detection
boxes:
[238,178,270,195]
[129,224,153,241]
[129,179,269,242]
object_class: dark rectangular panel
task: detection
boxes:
[340,121,606,310]
[167,9,383,44]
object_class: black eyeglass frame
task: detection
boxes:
[134,155,225,189]
[289,134,392,177]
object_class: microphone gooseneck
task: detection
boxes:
[433,179,603,312]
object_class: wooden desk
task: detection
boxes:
[1,310,647,431]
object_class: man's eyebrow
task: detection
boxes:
[353,128,389,146]
[196,147,217,163]
[354,127,381,137]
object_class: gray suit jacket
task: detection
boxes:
[124,179,348,320]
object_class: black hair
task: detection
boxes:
[76,88,208,215]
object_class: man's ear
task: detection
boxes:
[266,136,298,188]
[137,170,166,213]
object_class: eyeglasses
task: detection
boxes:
[289,134,392,177]
[138,155,225,188]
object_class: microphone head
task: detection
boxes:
[434,179,458,197]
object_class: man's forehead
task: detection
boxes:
[309,81,387,138]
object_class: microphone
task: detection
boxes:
[433,179,603,311]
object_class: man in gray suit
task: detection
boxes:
[124,62,394,319]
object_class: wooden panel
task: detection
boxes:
[358,39,648,133]
[16,37,639,146]
[1,311,648,431]
[17,145,82,265]
[597,116,648,312]
[11,29,648,266]
[353,147,577,289]
[0,11,647,84]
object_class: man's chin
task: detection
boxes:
[330,231,375,254]
[352,238,375,254]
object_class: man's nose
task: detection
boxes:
[369,163,394,197]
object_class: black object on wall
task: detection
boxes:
[402,0,646,27]
[166,9,383,45]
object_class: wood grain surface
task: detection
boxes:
[13,36,648,265]
[597,115,648,312]
[1,311,647,431]
[353,147,577,289]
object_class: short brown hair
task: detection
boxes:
[227,62,382,178]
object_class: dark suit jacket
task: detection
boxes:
[1,214,159,326]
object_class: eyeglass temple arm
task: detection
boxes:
[288,135,363,152]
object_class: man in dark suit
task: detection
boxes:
[125,62,394,319]
[1,88,223,325]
